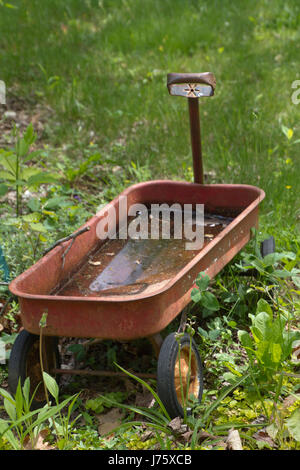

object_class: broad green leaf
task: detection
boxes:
[266,423,278,440]
[23,149,42,163]
[0,333,17,345]
[42,372,59,402]
[271,269,292,279]
[0,151,17,173]
[29,222,47,233]
[15,138,30,158]
[197,326,208,339]
[256,340,270,365]
[22,378,30,408]
[0,170,16,181]
[272,316,287,343]
[201,291,220,311]
[15,381,24,420]
[0,419,20,450]
[0,184,9,196]
[44,196,68,210]
[0,387,15,404]
[246,258,265,273]
[22,212,40,223]
[263,251,296,266]
[285,408,300,442]
[195,272,210,291]
[282,329,300,360]
[251,312,272,342]
[238,330,253,350]
[191,288,201,303]
[23,123,36,145]
[27,197,41,212]
[15,178,25,187]
[27,172,59,186]
[2,217,20,227]
[291,269,300,288]
[256,299,273,319]
[208,329,221,340]
[4,398,16,421]
[21,166,42,181]
[271,343,282,363]
[14,395,77,439]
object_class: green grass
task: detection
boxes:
[0,0,299,235]
[0,0,299,451]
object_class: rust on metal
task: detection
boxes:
[148,333,163,358]
[51,368,156,379]
[188,97,203,184]
[167,72,216,184]
[174,345,200,405]
[9,181,265,341]
[167,72,216,96]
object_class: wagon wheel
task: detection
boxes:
[260,236,275,257]
[8,330,60,409]
[157,332,203,419]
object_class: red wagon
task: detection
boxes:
[8,73,267,418]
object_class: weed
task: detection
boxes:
[238,299,300,392]
[0,125,60,217]
[0,377,78,450]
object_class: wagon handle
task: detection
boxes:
[167,72,216,184]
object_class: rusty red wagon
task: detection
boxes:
[8,73,267,418]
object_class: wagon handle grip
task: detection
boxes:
[167,73,216,97]
[167,72,216,184]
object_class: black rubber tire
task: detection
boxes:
[8,330,60,409]
[260,236,275,257]
[157,332,203,419]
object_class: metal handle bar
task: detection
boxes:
[167,72,216,184]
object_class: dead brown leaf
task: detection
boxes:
[226,428,243,450]
[197,430,218,442]
[140,430,155,442]
[181,430,193,442]
[167,417,189,435]
[123,377,136,394]
[23,429,54,450]
[292,344,300,363]
[252,429,275,448]
[282,393,300,411]
[168,417,183,434]
[135,390,155,408]
[97,408,123,436]
[196,430,227,448]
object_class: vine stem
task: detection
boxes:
[43,226,90,256]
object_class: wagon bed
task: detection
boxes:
[9,180,264,340]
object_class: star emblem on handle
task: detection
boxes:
[184,83,200,97]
